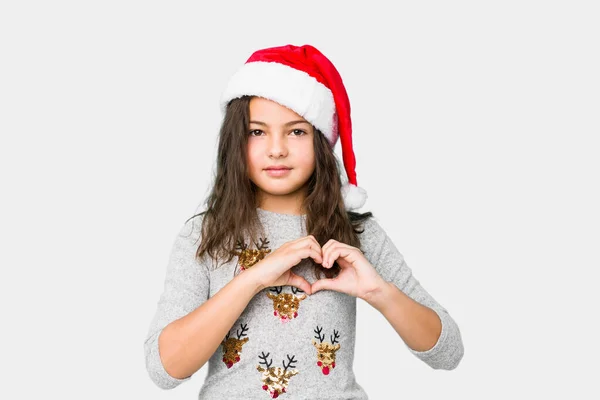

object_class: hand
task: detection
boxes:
[247,235,323,295]
[311,239,387,300]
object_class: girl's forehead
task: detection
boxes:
[249,97,307,123]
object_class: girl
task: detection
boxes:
[144,44,464,399]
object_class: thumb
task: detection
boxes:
[311,278,338,294]
[287,272,313,295]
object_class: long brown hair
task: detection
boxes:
[186,95,373,279]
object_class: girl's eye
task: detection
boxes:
[249,129,306,136]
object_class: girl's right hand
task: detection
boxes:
[247,235,323,295]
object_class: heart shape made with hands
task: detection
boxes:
[308,239,386,299]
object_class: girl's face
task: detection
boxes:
[247,97,316,210]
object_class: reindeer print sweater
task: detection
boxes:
[144,208,464,399]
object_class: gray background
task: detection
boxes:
[1,0,598,398]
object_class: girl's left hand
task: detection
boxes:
[311,239,387,300]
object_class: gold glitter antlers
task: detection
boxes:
[312,326,341,375]
[234,238,271,271]
[267,286,307,323]
[257,352,299,398]
[221,323,249,369]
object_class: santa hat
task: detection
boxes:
[220,44,367,211]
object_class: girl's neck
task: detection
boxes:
[256,196,306,216]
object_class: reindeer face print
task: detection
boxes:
[234,238,271,271]
[312,326,341,375]
[221,323,249,368]
[257,352,298,398]
[267,286,307,323]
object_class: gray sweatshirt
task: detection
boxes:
[144,208,464,399]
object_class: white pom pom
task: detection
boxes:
[341,183,367,210]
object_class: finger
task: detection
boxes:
[322,238,337,248]
[305,235,323,256]
[326,244,355,268]
[293,244,323,265]
[292,236,316,250]
[321,239,337,254]
[294,240,323,264]
[311,277,337,294]
[321,240,338,268]
[287,272,313,295]
[296,234,321,249]
[323,242,345,268]
[307,246,324,264]
[287,235,310,251]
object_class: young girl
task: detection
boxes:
[144,44,464,399]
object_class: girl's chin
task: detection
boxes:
[256,185,307,197]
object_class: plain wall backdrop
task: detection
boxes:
[1,1,598,398]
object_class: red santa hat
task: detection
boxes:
[220,44,367,211]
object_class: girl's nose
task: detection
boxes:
[268,136,288,158]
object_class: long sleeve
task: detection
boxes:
[360,217,464,370]
[143,216,211,389]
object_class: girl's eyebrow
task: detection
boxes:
[249,120,310,127]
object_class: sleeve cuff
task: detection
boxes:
[145,330,192,389]
[407,306,464,370]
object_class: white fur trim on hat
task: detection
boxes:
[220,61,338,147]
[341,183,367,210]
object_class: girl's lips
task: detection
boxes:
[265,168,291,177]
